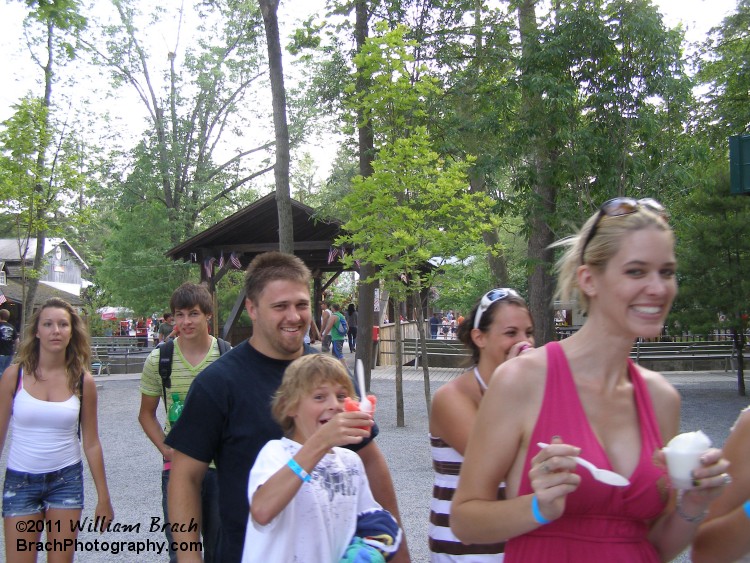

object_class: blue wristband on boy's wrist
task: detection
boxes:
[287,458,311,483]
[743,500,750,520]
[531,494,552,525]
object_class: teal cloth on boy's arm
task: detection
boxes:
[340,537,386,563]
[353,508,402,561]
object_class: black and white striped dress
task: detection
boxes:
[428,433,506,561]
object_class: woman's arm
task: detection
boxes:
[430,379,479,455]
[692,409,750,563]
[644,372,730,561]
[80,371,114,529]
[0,364,18,456]
[451,358,580,543]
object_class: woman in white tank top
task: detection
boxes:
[0,298,114,563]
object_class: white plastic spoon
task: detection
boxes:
[537,442,630,487]
[356,360,372,414]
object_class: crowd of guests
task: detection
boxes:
[0,197,749,562]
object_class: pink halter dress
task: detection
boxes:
[504,342,669,562]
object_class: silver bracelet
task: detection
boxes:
[675,489,708,523]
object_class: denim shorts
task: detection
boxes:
[331,339,344,359]
[2,461,84,517]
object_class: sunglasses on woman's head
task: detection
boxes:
[580,197,667,264]
[473,288,522,330]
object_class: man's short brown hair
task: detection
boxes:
[244,252,311,303]
[170,283,213,315]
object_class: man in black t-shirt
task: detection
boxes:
[0,309,18,373]
[166,252,410,563]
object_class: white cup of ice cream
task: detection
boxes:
[662,430,712,489]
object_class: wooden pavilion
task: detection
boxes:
[165,193,354,341]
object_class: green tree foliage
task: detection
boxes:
[340,130,494,292]
[672,168,750,394]
[0,96,91,318]
[512,0,693,343]
[4,0,87,328]
[337,25,497,421]
[431,218,530,316]
[313,1,694,345]
[86,0,274,312]
[674,0,750,394]
[695,0,750,146]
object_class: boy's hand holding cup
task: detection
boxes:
[344,395,377,434]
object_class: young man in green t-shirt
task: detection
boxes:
[138,283,224,562]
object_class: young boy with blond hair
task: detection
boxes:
[242,354,401,562]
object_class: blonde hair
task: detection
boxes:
[553,206,672,314]
[272,354,356,437]
[16,298,90,396]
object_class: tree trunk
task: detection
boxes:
[24,20,56,327]
[394,297,405,427]
[357,263,376,391]
[414,289,432,415]
[259,0,294,253]
[518,0,557,345]
[732,326,746,396]
[353,0,377,388]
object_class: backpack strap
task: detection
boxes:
[159,338,231,416]
[217,338,231,355]
[158,340,175,416]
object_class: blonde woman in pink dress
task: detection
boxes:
[452,198,730,562]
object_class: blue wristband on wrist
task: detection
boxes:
[743,500,750,520]
[287,458,311,483]
[531,495,552,525]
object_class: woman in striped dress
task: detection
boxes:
[428,289,534,561]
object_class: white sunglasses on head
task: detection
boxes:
[473,288,522,330]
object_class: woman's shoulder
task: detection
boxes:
[80,370,98,396]
[731,407,750,434]
[0,363,20,394]
[492,346,548,387]
[634,363,680,403]
[432,370,479,405]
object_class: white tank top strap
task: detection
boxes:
[16,365,23,394]
[473,366,488,392]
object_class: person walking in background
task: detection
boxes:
[320,302,332,352]
[321,303,348,364]
[452,198,730,561]
[0,298,113,563]
[346,303,358,353]
[429,288,534,561]
[165,252,409,563]
[692,406,750,562]
[430,313,440,339]
[0,309,18,374]
[243,354,401,562]
[139,283,229,562]
[135,317,148,348]
[158,312,175,344]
